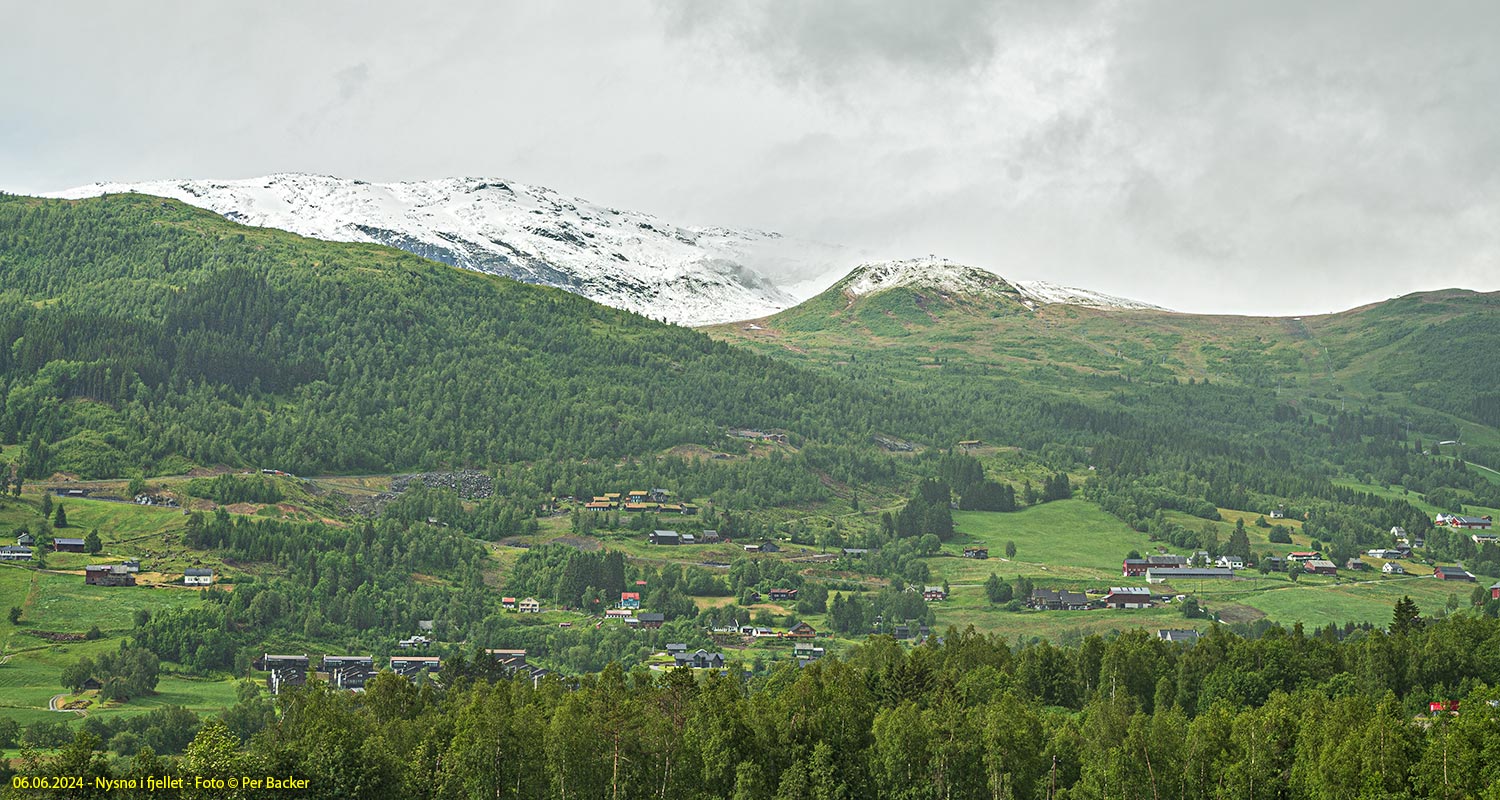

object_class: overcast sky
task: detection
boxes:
[4,1,1497,314]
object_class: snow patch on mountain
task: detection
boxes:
[1012,280,1169,311]
[47,174,852,326]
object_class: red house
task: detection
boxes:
[1490,582,1500,600]
[1430,700,1459,714]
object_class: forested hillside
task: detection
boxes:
[0,194,1019,476]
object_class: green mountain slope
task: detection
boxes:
[711,262,1500,452]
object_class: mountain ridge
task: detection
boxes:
[45,173,854,326]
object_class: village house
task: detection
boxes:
[604,609,633,620]
[632,612,665,629]
[1029,589,1092,610]
[769,588,798,602]
[1490,581,1500,600]
[1269,508,1286,519]
[1287,551,1322,563]
[0,545,33,561]
[649,530,681,545]
[962,546,989,559]
[502,597,517,611]
[184,568,214,586]
[795,642,826,666]
[666,643,687,656]
[1214,555,1246,570]
[743,541,779,553]
[16,532,34,547]
[1383,562,1406,575]
[121,560,140,573]
[620,591,641,610]
[1434,565,1476,582]
[584,500,612,511]
[1102,587,1153,609]
[53,537,87,553]
[1158,629,1200,644]
[322,655,375,690]
[699,530,721,543]
[389,655,440,681]
[842,547,870,557]
[923,586,947,602]
[1147,567,1236,583]
[786,621,817,639]
[1304,559,1338,576]
[263,654,310,694]
[673,649,726,669]
[85,564,136,587]
[1367,548,1403,560]
[1471,533,1500,546]
[397,635,432,649]
[624,502,654,512]
[1345,558,1369,571]
[518,597,541,613]
[679,533,696,545]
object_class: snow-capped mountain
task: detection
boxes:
[836,257,1166,311]
[47,174,851,326]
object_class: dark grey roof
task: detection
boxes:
[185,568,214,576]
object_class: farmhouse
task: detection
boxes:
[673,649,726,669]
[624,503,654,512]
[1029,589,1091,610]
[121,560,140,573]
[632,613,665,629]
[16,532,34,547]
[85,564,136,587]
[263,654,310,694]
[584,501,612,511]
[1158,629,1200,644]
[1383,562,1406,575]
[1436,513,1493,530]
[1367,549,1403,560]
[184,568,214,586]
[923,586,947,602]
[518,597,541,613]
[768,588,798,602]
[322,655,375,690]
[842,548,870,557]
[1214,556,1246,570]
[1345,558,1369,571]
[743,541,779,553]
[1269,508,1286,519]
[604,609,633,620]
[502,597,517,610]
[786,621,817,639]
[1304,560,1338,576]
[1287,551,1321,563]
[699,530,721,543]
[1146,567,1235,583]
[397,635,431,649]
[389,656,440,681]
[649,530,680,545]
[1434,565,1476,582]
[0,545,32,561]
[962,547,989,559]
[620,592,641,609]
[53,537,87,553]
[1102,587,1153,609]
[1471,534,1500,546]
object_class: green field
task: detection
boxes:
[932,501,1156,584]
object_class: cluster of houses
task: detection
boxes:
[665,643,728,670]
[1028,587,1154,611]
[259,648,548,694]
[962,547,989,559]
[582,489,699,515]
[501,597,542,613]
[647,529,723,546]
[710,620,819,641]
[1122,555,1240,584]
[729,429,790,445]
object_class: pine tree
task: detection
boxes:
[84,529,102,554]
[53,503,67,528]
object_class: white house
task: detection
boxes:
[1214,555,1246,570]
[184,568,214,586]
[1383,562,1406,575]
